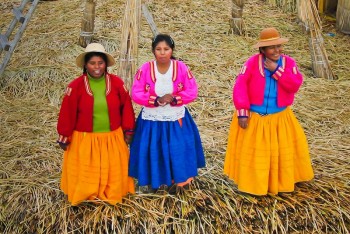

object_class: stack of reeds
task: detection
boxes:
[78,0,96,48]
[118,0,141,90]
[336,0,350,34]
[266,0,297,12]
[298,0,334,79]
[229,0,245,35]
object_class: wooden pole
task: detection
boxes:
[229,0,245,35]
[142,4,159,37]
[119,0,141,90]
[78,0,96,48]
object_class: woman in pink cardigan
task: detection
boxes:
[129,34,205,194]
[224,28,314,196]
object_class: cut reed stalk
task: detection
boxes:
[119,0,141,90]
[229,0,245,35]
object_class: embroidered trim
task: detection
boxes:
[65,87,72,96]
[293,67,297,74]
[172,60,178,81]
[177,82,184,91]
[237,109,249,117]
[240,65,247,75]
[106,74,111,95]
[142,106,186,121]
[145,83,150,92]
[259,54,264,77]
[136,69,142,80]
[57,135,69,144]
[83,75,93,96]
[150,61,156,83]
[187,68,194,79]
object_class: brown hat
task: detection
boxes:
[76,43,115,68]
[253,27,289,48]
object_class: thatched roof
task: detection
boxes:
[1,0,349,233]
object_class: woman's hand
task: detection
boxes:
[264,58,278,72]
[124,134,133,145]
[238,117,248,129]
[157,94,173,106]
[58,142,69,151]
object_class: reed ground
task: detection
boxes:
[0,0,349,233]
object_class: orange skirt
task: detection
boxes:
[60,127,135,205]
[224,107,314,195]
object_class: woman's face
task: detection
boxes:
[85,55,106,78]
[153,41,173,64]
[261,44,283,62]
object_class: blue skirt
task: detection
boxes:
[129,108,205,189]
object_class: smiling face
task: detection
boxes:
[153,41,173,65]
[261,44,283,62]
[85,55,106,78]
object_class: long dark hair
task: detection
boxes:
[152,34,176,60]
[83,52,108,73]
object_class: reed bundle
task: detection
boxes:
[78,0,96,48]
[0,0,349,233]
[229,0,245,35]
[336,0,350,34]
[118,0,141,90]
[265,0,297,12]
[298,0,334,79]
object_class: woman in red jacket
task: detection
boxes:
[57,43,135,205]
[224,28,314,196]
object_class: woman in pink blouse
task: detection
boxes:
[129,34,205,194]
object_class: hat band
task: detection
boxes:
[259,36,280,42]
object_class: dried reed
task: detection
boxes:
[78,0,96,48]
[118,0,141,90]
[298,0,334,79]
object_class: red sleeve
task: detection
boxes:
[117,80,136,135]
[56,82,79,144]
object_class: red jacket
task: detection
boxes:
[57,73,135,144]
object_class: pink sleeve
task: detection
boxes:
[233,59,252,111]
[131,65,158,107]
[272,57,303,93]
[172,62,198,105]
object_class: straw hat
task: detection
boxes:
[253,27,289,48]
[76,43,115,68]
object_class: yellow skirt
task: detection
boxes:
[60,127,135,205]
[224,107,314,195]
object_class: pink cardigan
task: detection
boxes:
[132,60,198,107]
[233,54,303,116]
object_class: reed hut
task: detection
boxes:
[336,0,350,34]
